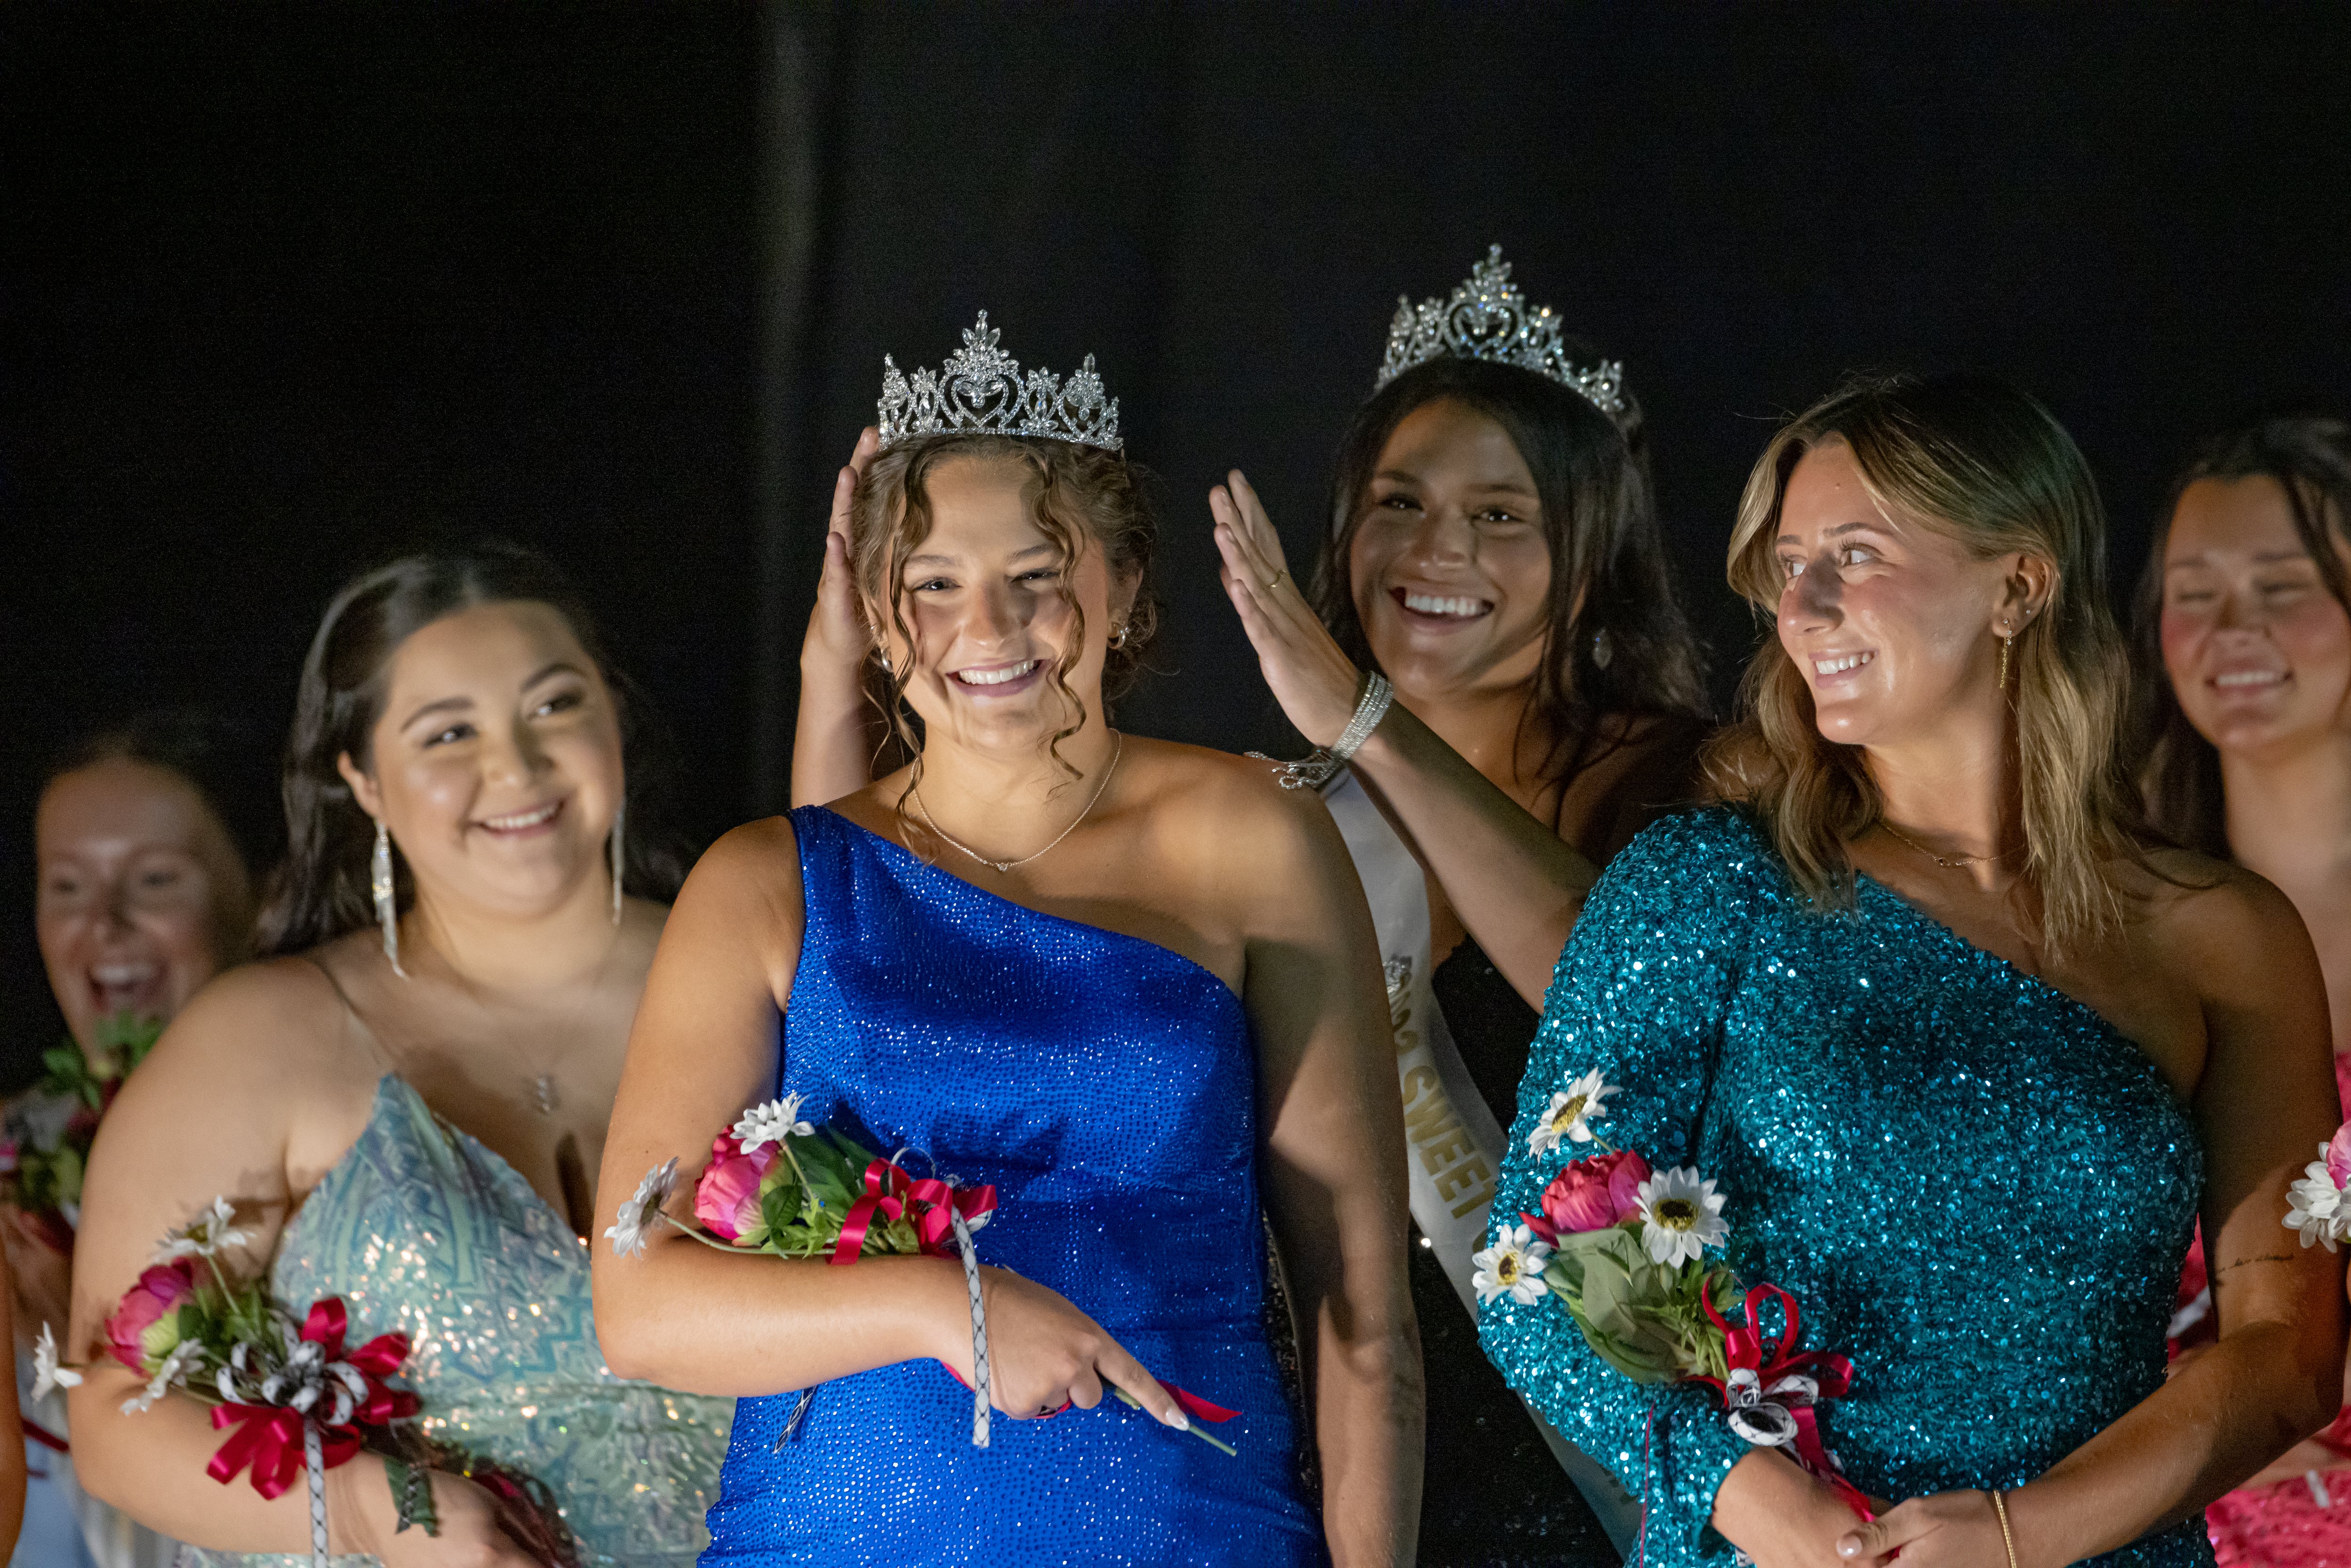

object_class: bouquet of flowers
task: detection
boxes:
[0,1012,162,1250]
[37,1196,576,1568]
[610,1094,1239,1456]
[1476,1069,1868,1519]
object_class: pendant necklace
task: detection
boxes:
[912,733,1125,874]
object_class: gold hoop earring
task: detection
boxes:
[1108,622,1129,650]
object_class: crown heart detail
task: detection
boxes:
[876,312,1122,452]
[1375,245,1626,419]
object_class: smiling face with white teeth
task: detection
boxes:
[2160,474,2351,762]
[36,757,252,1052]
[338,600,625,926]
[872,455,1136,758]
[1348,397,1552,706]
[1774,438,2048,754]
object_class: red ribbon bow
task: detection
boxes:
[829,1158,998,1265]
[205,1297,419,1499]
[1694,1283,1869,1520]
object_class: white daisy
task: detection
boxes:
[32,1323,81,1401]
[733,1094,817,1155]
[604,1158,679,1259]
[1470,1223,1554,1305]
[1636,1166,1728,1266]
[2285,1154,2351,1252]
[1527,1071,1617,1157]
[119,1340,200,1416]
[152,1194,253,1264]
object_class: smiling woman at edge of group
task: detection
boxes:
[2137,415,2351,1561]
[63,544,732,1566]
[1479,372,2343,1568]
[592,316,1418,1566]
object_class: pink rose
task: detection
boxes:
[105,1259,197,1371]
[1533,1148,1653,1238]
[694,1133,779,1243]
[2326,1122,2351,1191]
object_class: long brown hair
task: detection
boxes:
[1704,373,2143,949]
[847,433,1160,818]
[1315,355,1707,828]
[2133,416,2351,857]
[259,542,685,955]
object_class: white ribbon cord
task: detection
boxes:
[303,1417,328,1568]
[1323,768,1645,1557]
[951,1205,990,1448]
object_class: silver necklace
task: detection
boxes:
[912,733,1126,874]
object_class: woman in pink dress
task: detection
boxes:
[2142,414,2351,1562]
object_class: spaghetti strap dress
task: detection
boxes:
[696,806,1325,1567]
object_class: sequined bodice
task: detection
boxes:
[699,807,1322,1567]
[1482,809,2209,1568]
[182,1076,733,1568]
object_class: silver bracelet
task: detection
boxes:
[1250,671,1396,791]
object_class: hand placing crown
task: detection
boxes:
[1376,244,1627,419]
[876,312,1123,452]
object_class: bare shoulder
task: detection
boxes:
[1121,737,1336,856]
[105,951,357,1140]
[2128,847,2312,983]
[679,813,806,917]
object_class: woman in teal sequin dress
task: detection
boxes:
[1483,376,2346,1568]
[67,546,730,1565]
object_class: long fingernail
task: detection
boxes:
[1166,1410,1190,1431]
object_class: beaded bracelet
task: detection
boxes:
[1251,670,1396,791]
[1992,1490,2019,1568]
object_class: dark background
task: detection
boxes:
[5,4,2348,1085]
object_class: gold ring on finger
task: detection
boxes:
[1265,570,1287,591]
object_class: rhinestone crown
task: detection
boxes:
[876,312,1121,452]
[1375,245,1626,418]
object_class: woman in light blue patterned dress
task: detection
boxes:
[66,544,730,1566]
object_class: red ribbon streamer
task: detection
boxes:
[829,1158,998,1265]
[1694,1283,1870,1520]
[204,1296,419,1497]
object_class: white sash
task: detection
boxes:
[1323,770,1642,1555]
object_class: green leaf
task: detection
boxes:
[386,1455,441,1536]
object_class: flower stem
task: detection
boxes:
[1108,1388,1237,1457]
[654,1213,746,1253]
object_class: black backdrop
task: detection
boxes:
[6,3,2349,1085]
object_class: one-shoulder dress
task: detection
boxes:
[1481,809,2210,1568]
[184,1075,734,1568]
[697,806,1324,1567]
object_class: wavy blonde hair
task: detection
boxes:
[1703,373,2144,949]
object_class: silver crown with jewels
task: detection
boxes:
[876,312,1122,452]
[1375,245,1627,418]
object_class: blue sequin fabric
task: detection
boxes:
[699,806,1324,1567]
[182,1076,734,1568]
[1481,809,2210,1568]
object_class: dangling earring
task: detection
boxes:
[371,819,408,979]
[1592,628,1614,670]
[609,802,626,925]
[1108,621,1129,650]
[1998,628,2014,694]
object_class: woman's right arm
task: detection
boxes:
[589,818,1191,1429]
[66,966,534,1563]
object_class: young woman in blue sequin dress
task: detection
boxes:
[1483,375,2348,1568]
[593,318,1419,1567]
[67,546,733,1566]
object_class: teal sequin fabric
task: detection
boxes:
[1481,809,2209,1568]
[182,1076,732,1568]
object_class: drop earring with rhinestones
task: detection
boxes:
[372,818,409,979]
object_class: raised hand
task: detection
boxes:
[1208,469,1365,749]
[955,1265,1191,1433]
[803,425,883,680]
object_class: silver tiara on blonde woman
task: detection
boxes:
[876,312,1122,452]
[1375,245,1626,418]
